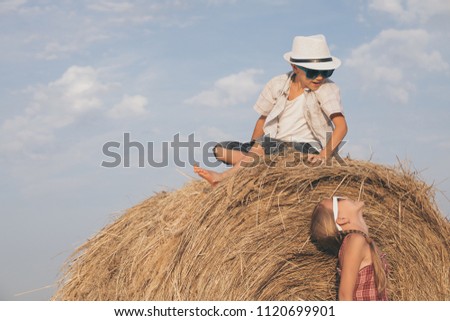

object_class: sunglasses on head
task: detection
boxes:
[332,196,346,231]
[296,66,334,79]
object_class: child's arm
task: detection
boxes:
[338,234,366,301]
[308,113,347,163]
[322,113,347,158]
[251,115,267,141]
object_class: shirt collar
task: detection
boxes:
[283,71,311,96]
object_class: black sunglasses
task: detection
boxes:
[296,66,334,79]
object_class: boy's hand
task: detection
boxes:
[307,153,325,164]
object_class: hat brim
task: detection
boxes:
[283,52,341,70]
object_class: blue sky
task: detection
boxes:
[0,0,449,300]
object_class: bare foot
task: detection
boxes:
[194,165,222,187]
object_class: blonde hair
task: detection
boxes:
[310,200,387,295]
[310,202,341,255]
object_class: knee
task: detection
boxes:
[213,144,219,159]
[213,144,224,160]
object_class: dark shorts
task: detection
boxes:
[213,136,320,165]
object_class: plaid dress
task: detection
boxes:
[338,233,389,301]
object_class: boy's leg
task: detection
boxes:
[213,146,247,166]
[194,143,264,186]
[213,141,255,166]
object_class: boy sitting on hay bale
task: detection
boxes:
[195,34,348,186]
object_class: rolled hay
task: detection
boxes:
[53,155,450,300]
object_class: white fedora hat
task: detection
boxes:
[283,34,341,70]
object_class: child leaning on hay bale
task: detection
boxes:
[194,34,348,187]
[310,196,389,301]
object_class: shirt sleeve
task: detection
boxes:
[315,80,344,117]
[252,76,282,116]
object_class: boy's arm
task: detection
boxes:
[251,115,267,141]
[322,113,348,158]
[338,235,366,301]
[310,113,347,162]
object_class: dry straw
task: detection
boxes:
[53,154,450,300]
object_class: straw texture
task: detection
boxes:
[53,155,450,300]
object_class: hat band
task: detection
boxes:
[290,57,332,63]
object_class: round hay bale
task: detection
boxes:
[53,156,450,300]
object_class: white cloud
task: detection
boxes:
[369,0,450,23]
[5,4,112,61]
[205,0,237,5]
[85,0,187,25]
[34,24,110,61]
[87,0,134,13]
[369,0,406,18]
[0,65,152,157]
[107,94,149,119]
[49,66,108,113]
[184,69,263,108]
[346,29,448,104]
[36,31,110,61]
[0,1,232,62]
[0,0,26,13]
[0,66,109,155]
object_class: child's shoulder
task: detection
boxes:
[314,79,341,101]
[266,72,291,86]
[343,232,368,248]
[316,79,340,92]
[262,72,292,96]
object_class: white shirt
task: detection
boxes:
[275,94,316,142]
